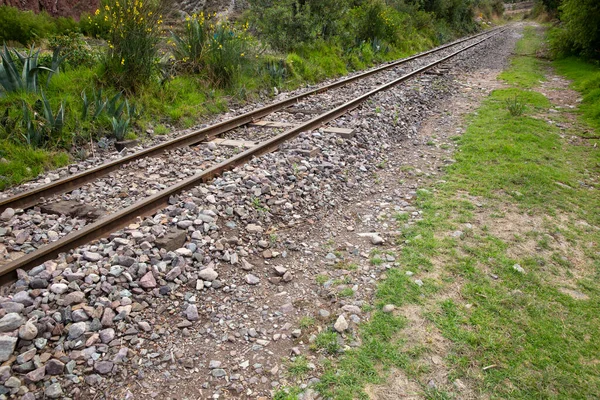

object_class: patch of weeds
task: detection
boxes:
[338,288,354,298]
[299,316,315,328]
[311,330,340,355]
[370,256,384,266]
[287,356,311,378]
[499,26,545,88]
[505,94,526,117]
[315,275,328,285]
[335,261,358,270]
[314,312,408,398]
[251,196,268,212]
[154,124,169,135]
[424,387,454,400]
[273,386,302,400]
[394,212,410,223]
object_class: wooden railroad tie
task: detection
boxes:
[250,120,355,138]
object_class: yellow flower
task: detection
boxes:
[121,58,125,65]
[95,9,101,15]
[240,53,244,57]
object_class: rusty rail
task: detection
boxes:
[0,26,502,213]
[0,27,507,283]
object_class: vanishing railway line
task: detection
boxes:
[0,26,507,282]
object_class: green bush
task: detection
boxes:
[79,10,111,39]
[98,0,166,93]
[170,14,254,88]
[0,6,53,45]
[204,19,254,87]
[170,12,213,72]
[0,45,64,96]
[350,0,404,46]
[248,0,349,51]
[549,0,600,59]
[48,32,100,68]
[0,5,78,45]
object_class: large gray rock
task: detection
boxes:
[45,383,63,399]
[0,336,17,362]
[24,366,45,383]
[18,318,38,340]
[334,315,349,333]
[155,229,187,252]
[12,291,33,306]
[184,305,199,321]
[94,360,114,375]
[139,271,157,289]
[68,322,87,340]
[0,313,24,332]
[198,268,218,281]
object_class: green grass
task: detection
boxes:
[499,26,545,88]
[287,356,311,378]
[311,330,341,355]
[299,316,315,328]
[0,141,70,190]
[309,25,600,400]
[553,57,600,132]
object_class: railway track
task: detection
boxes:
[0,26,507,282]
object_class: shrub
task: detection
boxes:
[97,0,166,93]
[505,95,526,116]
[20,92,65,148]
[170,12,212,72]
[248,0,349,51]
[350,0,403,46]
[0,5,78,45]
[79,11,111,39]
[48,32,100,68]
[0,45,63,96]
[550,0,600,60]
[204,19,254,87]
[170,14,254,87]
[0,6,53,45]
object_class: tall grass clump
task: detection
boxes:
[97,0,165,93]
[170,12,212,72]
[0,5,78,45]
[548,0,600,60]
[171,13,254,88]
[248,0,348,52]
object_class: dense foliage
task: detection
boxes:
[97,0,166,92]
[0,0,503,189]
[547,0,600,59]
[0,6,78,45]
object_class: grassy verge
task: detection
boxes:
[284,25,600,400]
[0,32,473,191]
[553,57,600,132]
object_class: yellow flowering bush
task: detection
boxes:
[170,13,254,87]
[96,0,165,92]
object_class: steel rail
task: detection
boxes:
[0,26,503,213]
[0,27,506,283]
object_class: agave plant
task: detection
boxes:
[39,90,64,137]
[111,115,130,142]
[81,88,107,121]
[19,91,65,148]
[0,45,65,96]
